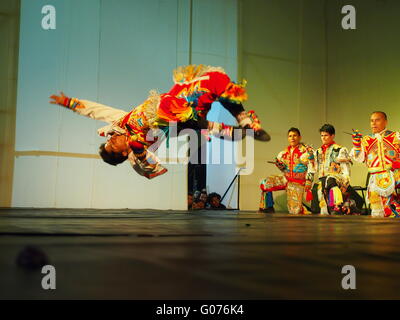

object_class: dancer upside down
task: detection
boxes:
[50,64,270,179]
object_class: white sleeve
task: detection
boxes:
[341,161,351,179]
[337,147,351,162]
[75,99,128,124]
[350,145,365,163]
[311,150,318,173]
[276,151,284,162]
[338,147,351,178]
[307,159,316,174]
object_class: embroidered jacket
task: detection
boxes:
[276,144,315,185]
[315,143,352,182]
[351,130,400,173]
[157,65,247,123]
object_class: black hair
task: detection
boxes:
[288,127,301,136]
[371,111,387,120]
[208,192,221,202]
[98,143,128,166]
[193,190,201,201]
[319,124,335,135]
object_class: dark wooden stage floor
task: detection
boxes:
[1,208,399,299]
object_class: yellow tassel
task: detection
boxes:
[332,186,343,205]
[173,64,226,84]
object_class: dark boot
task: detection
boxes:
[259,207,275,213]
[237,110,271,142]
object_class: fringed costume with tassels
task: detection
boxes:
[58,65,257,179]
[351,130,400,217]
[158,65,248,125]
[314,142,352,215]
[260,144,315,214]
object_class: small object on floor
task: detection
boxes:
[245,224,251,227]
[16,246,49,270]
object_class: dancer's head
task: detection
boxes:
[200,189,208,203]
[208,192,222,208]
[287,127,301,147]
[99,134,129,166]
[370,111,387,133]
[319,124,335,146]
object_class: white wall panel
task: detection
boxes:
[13,0,191,209]
[12,156,58,207]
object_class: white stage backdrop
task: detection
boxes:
[12,0,239,209]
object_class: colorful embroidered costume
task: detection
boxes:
[351,130,400,217]
[117,65,250,150]
[314,142,352,214]
[260,144,315,214]
[53,65,268,178]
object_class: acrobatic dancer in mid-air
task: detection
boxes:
[50,64,270,179]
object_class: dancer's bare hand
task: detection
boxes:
[49,92,67,105]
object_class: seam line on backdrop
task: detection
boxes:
[175,0,179,67]
[14,151,101,159]
[54,1,71,207]
[13,151,183,163]
[90,0,103,208]
[297,0,304,129]
[323,0,328,122]
[188,0,193,64]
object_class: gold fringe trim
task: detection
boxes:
[173,64,226,84]
[140,90,161,128]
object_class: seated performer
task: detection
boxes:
[50,64,270,179]
[351,111,400,217]
[315,124,352,215]
[259,127,314,214]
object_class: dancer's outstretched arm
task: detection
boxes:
[50,92,127,124]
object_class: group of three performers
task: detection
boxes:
[260,112,400,218]
[49,64,399,217]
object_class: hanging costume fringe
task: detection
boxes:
[306,189,313,202]
[173,64,226,84]
[156,96,195,124]
[329,186,343,206]
[220,80,248,104]
[368,171,396,198]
